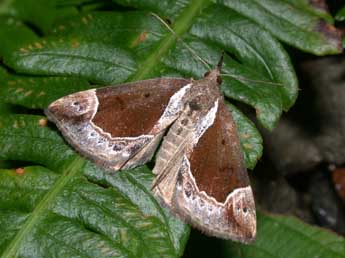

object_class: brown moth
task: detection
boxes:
[45,57,256,243]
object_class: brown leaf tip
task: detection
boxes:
[309,0,329,12]
[316,20,343,51]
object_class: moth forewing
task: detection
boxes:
[45,78,191,170]
[152,70,256,243]
[179,101,255,243]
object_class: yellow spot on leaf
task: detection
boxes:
[7,81,16,85]
[243,143,253,149]
[38,118,48,127]
[96,242,104,248]
[101,247,111,255]
[27,44,33,50]
[15,88,24,93]
[20,48,28,53]
[37,91,46,97]
[131,31,149,48]
[13,120,19,128]
[15,168,25,175]
[71,39,80,48]
[119,229,129,241]
[58,25,65,30]
[241,133,251,139]
[24,90,33,97]
[34,42,43,49]
[82,17,88,24]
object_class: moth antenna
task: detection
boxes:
[150,12,211,70]
[151,12,282,88]
[220,74,284,87]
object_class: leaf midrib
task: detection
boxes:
[1,156,85,258]
[130,0,212,81]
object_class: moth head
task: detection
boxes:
[203,52,224,85]
[203,69,222,86]
[229,187,256,242]
[45,89,97,122]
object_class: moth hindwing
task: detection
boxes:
[45,65,256,243]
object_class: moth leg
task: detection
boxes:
[152,155,185,205]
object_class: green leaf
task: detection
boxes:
[2,7,298,132]
[227,103,262,169]
[0,16,38,57]
[218,0,342,55]
[0,0,339,187]
[335,5,345,22]
[0,5,284,164]
[0,67,91,110]
[0,115,189,258]
[225,212,345,258]
[0,1,342,257]
[0,0,79,33]
[0,115,76,170]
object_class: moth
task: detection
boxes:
[45,57,256,243]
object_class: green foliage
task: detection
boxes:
[225,212,345,258]
[336,5,345,22]
[0,163,188,257]
[0,114,188,257]
[219,0,341,55]
[0,0,343,257]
